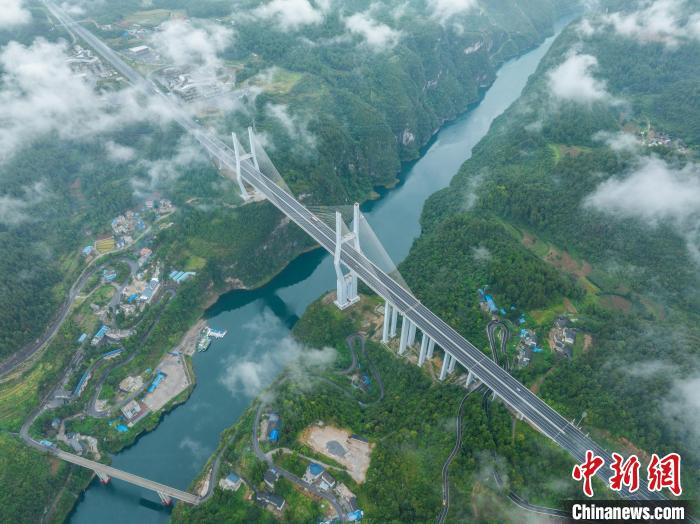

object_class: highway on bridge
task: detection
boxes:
[44,0,659,502]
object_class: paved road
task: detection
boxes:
[436,387,483,524]
[44,0,660,501]
[0,264,99,379]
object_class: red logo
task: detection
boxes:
[572,450,605,497]
[609,452,640,493]
[647,453,682,496]
[572,451,682,497]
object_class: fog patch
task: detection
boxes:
[0,0,31,28]
[0,181,50,226]
[547,51,612,105]
[344,10,402,51]
[219,311,336,398]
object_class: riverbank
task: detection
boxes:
[63,18,572,522]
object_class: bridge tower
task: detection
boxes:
[231,127,260,201]
[157,492,173,506]
[333,203,361,309]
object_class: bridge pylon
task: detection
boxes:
[231,127,261,201]
[333,204,361,310]
[158,491,173,506]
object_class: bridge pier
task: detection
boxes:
[399,317,410,355]
[390,307,398,337]
[407,322,417,347]
[439,353,451,380]
[418,334,429,366]
[382,301,392,343]
[95,470,110,485]
[427,338,435,359]
[157,491,173,506]
[448,354,457,374]
[465,370,476,388]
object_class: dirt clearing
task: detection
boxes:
[301,425,373,483]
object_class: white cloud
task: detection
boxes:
[266,102,316,147]
[0,0,31,28]
[133,135,206,196]
[585,156,700,259]
[218,311,336,397]
[547,52,610,104]
[601,0,700,47]
[593,130,640,152]
[427,0,477,23]
[0,182,49,226]
[344,11,402,50]
[0,38,175,163]
[251,0,326,31]
[104,141,136,162]
[664,374,700,455]
[150,19,233,81]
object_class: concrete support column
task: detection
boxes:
[427,338,435,359]
[95,470,110,484]
[448,354,457,373]
[157,492,173,506]
[466,370,475,388]
[382,301,391,343]
[418,334,429,366]
[439,353,451,380]
[407,322,417,346]
[399,317,409,355]
[390,307,398,337]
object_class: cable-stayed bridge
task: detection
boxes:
[39,0,662,509]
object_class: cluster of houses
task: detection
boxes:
[111,210,146,249]
[516,328,543,367]
[156,65,235,102]
[119,264,162,317]
[550,316,577,358]
[66,44,117,82]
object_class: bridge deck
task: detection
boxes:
[55,450,200,504]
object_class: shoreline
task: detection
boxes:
[52,20,570,521]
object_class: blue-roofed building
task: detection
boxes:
[220,472,242,491]
[147,372,166,393]
[82,245,94,256]
[347,510,364,522]
[484,294,498,313]
[269,428,280,442]
[77,333,87,344]
[304,463,325,483]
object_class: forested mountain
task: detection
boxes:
[403,0,700,506]
[0,0,571,360]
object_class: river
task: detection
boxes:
[69,21,566,523]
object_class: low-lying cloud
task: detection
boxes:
[584,156,700,260]
[251,0,327,31]
[0,0,31,28]
[0,38,175,163]
[427,0,477,23]
[600,0,700,48]
[219,311,336,398]
[344,11,402,51]
[0,182,49,226]
[150,19,233,81]
[547,52,611,104]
